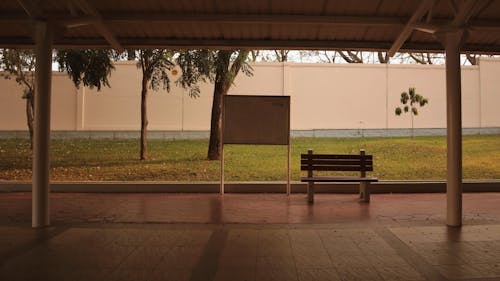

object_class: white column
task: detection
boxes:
[442,30,465,227]
[32,21,53,228]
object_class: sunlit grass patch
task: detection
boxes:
[0,135,498,181]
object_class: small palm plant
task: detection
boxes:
[395,87,429,137]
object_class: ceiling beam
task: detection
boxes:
[388,0,436,57]
[62,14,407,28]
[0,37,418,50]
[450,0,483,27]
[412,0,494,35]
[71,0,124,52]
[1,36,500,54]
[468,19,500,30]
[414,1,481,33]
[16,0,41,18]
[447,0,459,15]
[4,13,499,31]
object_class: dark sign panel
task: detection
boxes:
[223,95,290,145]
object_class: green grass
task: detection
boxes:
[0,135,499,181]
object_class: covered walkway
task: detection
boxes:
[1,193,500,281]
[2,0,500,228]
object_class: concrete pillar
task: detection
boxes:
[32,21,53,228]
[442,30,465,227]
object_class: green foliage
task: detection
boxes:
[0,49,37,148]
[240,59,254,76]
[395,87,429,116]
[400,91,409,104]
[0,49,35,95]
[173,50,253,160]
[395,87,429,137]
[55,49,115,90]
[175,50,252,96]
[138,49,174,92]
[176,50,216,97]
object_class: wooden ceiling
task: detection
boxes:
[1,0,499,54]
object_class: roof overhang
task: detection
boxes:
[1,0,499,54]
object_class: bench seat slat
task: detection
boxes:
[301,159,373,165]
[301,165,373,172]
[301,176,378,182]
[301,154,373,160]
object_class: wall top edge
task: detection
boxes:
[110,61,481,70]
[478,57,500,63]
[0,71,69,77]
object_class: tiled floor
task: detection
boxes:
[1,192,500,281]
[391,225,500,280]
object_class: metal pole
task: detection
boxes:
[307,149,314,203]
[443,30,464,227]
[220,144,224,195]
[287,142,291,195]
[32,21,53,228]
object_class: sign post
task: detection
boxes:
[221,95,291,195]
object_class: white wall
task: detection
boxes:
[0,73,78,130]
[1,58,499,131]
[479,58,500,127]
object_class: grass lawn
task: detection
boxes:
[0,135,499,181]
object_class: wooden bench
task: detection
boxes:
[301,149,378,203]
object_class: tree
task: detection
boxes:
[249,51,260,62]
[0,49,36,148]
[274,50,290,62]
[408,52,434,64]
[55,49,115,91]
[176,50,252,160]
[377,52,390,64]
[395,87,429,137]
[0,49,114,149]
[465,54,486,65]
[136,49,174,160]
[338,50,364,63]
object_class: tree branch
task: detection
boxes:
[227,50,249,85]
[409,52,427,64]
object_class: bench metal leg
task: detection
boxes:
[307,182,314,203]
[359,182,370,202]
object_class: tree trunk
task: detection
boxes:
[140,75,149,160]
[25,92,35,149]
[426,53,434,64]
[127,50,136,61]
[207,75,228,160]
[207,51,232,160]
[207,50,249,160]
[466,54,477,65]
[377,52,389,63]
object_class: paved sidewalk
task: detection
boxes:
[2,193,500,225]
[1,193,500,281]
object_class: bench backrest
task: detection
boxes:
[300,149,373,177]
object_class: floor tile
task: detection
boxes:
[335,265,384,281]
[214,269,255,281]
[374,266,425,281]
[297,268,342,281]
[257,256,296,269]
[256,268,299,281]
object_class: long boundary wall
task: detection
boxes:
[1,58,499,135]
